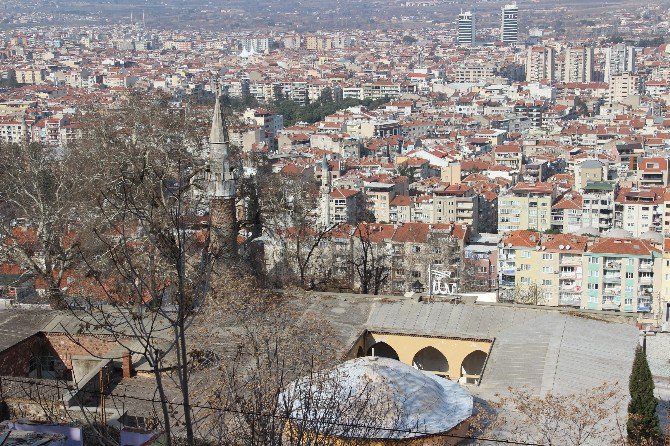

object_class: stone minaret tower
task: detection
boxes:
[319,156,331,227]
[208,90,238,261]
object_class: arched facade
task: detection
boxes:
[460,350,488,384]
[366,342,399,360]
[352,331,492,382]
[412,346,449,377]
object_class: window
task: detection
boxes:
[588,283,599,290]
[542,279,552,286]
[521,251,531,258]
[589,257,599,264]
[627,258,634,266]
[542,253,553,260]
[542,266,553,273]
[521,277,530,284]
[413,245,421,253]
[625,297,633,305]
[626,272,633,279]
[411,271,421,278]
[589,270,600,278]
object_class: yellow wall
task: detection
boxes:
[348,331,492,381]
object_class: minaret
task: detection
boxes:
[208,90,238,261]
[320,156,331,227]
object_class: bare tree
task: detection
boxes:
[189,276,407,446]
[260,172,339,289]
[512,282,549,306]
[471,383,628,446]
[63,92,210,446]
[0,141,96,308]
[351,224,391,295]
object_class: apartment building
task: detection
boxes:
[389,195,413,224]
[328,188,362,224]
[564,47,594,83]
[389,223,469,294]
[493,144,523,171]
[614,188,663,237]
[662,239,670,330]
[457,10,475,45]
[0,117,28,143]
[604,44,636,82]
[501,3,519,45]
[607,72,640,104]
[583,238,661,314]
[364,177,408,223]
[551,191,583,234]
[574,159,607,191]
[454,65,496,83]
[240,37,270,54]
[525,46,555,83]
[636,157,669,188]
[14,68,46,85]
[499,231,588,307]
[432,184,480,232]
[498,182,556,232]
[242,108,284,138]
[581,181,617,233]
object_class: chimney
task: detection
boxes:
[122,351,134,378]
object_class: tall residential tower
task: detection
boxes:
[501,3,519,45]
[458,10,475,45]
[604,44,636,82]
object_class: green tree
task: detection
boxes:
[402,35,417,45]
[627,345,662,445]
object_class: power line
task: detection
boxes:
[0,375,549,446]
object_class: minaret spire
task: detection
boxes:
[320,155,331,227]
[208,89,236,199]
[208,87,238,261]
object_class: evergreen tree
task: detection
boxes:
[627,345,662,445]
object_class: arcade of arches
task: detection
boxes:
[350,331,492,384]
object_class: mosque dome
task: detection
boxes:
[280,356,474,441]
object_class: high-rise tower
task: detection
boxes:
[565,47,594,83]
[208,90,238,261]
[501,3,519,45]
[458,10,475,45]
[604,44,636,83]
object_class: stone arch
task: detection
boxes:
[412,346,449,374]
[366,342,399,360]
[461,350,487,378]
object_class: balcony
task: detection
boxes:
[604,261,622,270]
[639,262,654,271]
[603,287,620,296]
[637,300,652,313]
[561,256,581,266]
[559,271,576,279]
[559,293,581,307]
[638,276,653,285]
[501,266,516,275]
[560,283,579,292]
[602,299,621,311]
[602,275,621,283]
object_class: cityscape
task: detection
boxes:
[0,0,669,445]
